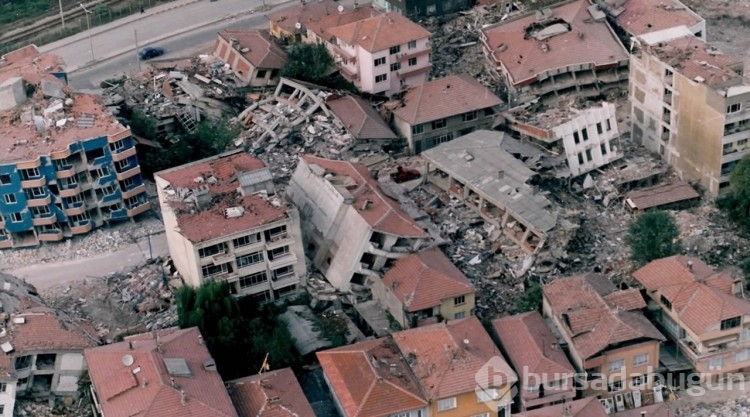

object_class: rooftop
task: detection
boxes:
[327,12,431,53]
[381,247,474,312]
[326,95,397,140]
[217,29,287,69]
[481,0,628,86]
[517,396,606,417]
[505,100,613,134]
[301,155,426,238]
[633,255,750,335]
[388,74,503,125]
[543,273,665,359]
[603,0,704,37]
[306,4,381,41]
[420,130,558,232]
[84,327,237,417]
[625,181,699,210]
[267,0,351,35]
[316,337,428,417]
[227,367,316,417]
[392,316,517,400]
[492,312,576,384]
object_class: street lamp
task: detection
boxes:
[79,3,95,63]
[59,0,65,29]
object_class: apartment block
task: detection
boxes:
[286,155,427,292]
[543,274,665,403]
[213,29,287,87]
[155,151,306,303]
[590,0,705,44]
[480,0,629,105]
[385,74,504,154]
[0,45,149,249]
[629,27,750,197]
[267,0,375,43]
[372,0,472,20]
[633,256,750,377]
[502,101,623,177]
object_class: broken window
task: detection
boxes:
[608,380,624,392]
[251,290,271,304]
[426,4,437,14]
[15,355,32,370]
[265,225,288,242]
[256,69,268,78]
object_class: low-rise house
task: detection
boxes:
[493,311,577,411]
[543,274,665,401]
[370,247,475,328]
[480,0,629,105]
[421,130,557,253]
[591,0,704,44]
[226,367,315,417]
[386,74,504,154]
[325,12,431,96]
[392,317,518,417]
[502,101,623,177]
[624,182,700,212]
[155,151,307,303]
[267,0,362,42]
[213,29,287,87]
[85,327,237,417]
[305,4,381,45]
[286,155,427,292]
[326,94,398,153]
[633,255,750,377]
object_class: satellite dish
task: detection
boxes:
[337,4,344,12]
[295,22,302,30]
[122,354,134,366]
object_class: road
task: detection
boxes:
[8,233,168,290]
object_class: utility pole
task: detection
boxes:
[147,232,153,261]
[135,29,141,72]
[59,0,65,29]
[79,4,95,63]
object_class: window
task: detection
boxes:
[582,128,589,141]
[741,328,750,341]
[268,245,290,260]
[412,124,424,135]
[374,57,386,66]
[586,367,602,380]
[426,133,454,148]
[0,405,5,414]
[109,140,126,152]
[573,131,580,144]
[709,357,724,369]
[408,57,417,66]
[454,295,466,306]
[606,119,612,131]
[273,265,295,281]
[31,206,50,216]
[117,159,131,172]
[102,185,117,196]
[237,251,264,268]
[437,397,457,411]
[390,62,401,72]
[0,174,10,185]
[408,40,417,49]
[454,311,466,319]
[608,359,624,372]
[10,213,22,223]
[95,167,110,179]
[608,380,624,392]
[660,295,673,309]
[734,348,750,363]
[252,290,271,304]
[577,153,584,165]
[389,413,409,417]
[665,68,673,77]
[239,271,268,288]
[463,111,477,122]
[600,143,608,155]
[17,377,28,386]
[389,45,401,55]
[633,353,649,366]
[721,317,741,330]
[15,355,31,370]
[198,243,227,258]
[631,375,646,387]
[256,69,268,78]
[21,168,40,180]
[476,388,498,402]
[432,119,447,130]
[233,233,260,248]
[3,194,16,204]
[485,107,496,116]
[585,149,592,162]
[69,213,89,224]
[596,122,603,134]
[201,263,228,279]
[728,103,742,114]
[0,382,6,392]
[375,74,388,83]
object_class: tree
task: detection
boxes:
[280,43,334,85]
[626,210,682,265]
[513,285,542,314]
[720,156,750,232]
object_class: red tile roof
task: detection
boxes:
[84,327,237,417]
[493,312,575,385]
[390,74,503,125]
[317,338,428,417]
[327,13,431,53]
[382,247,474,312]
[227,367,315,417]
[543,274,664,359]
[327,95,397,140]
[633,255,750,335]
[612,0,703,37]
[306,5,381,42]
[517,396,606,417]
[267,0,344,35]
[644,36,742,88]
[626,182,699,210]
[481,0,628,86]
[302,155,426,238]
[4,308,98,353]
[393,317,517,400]
[158,153,266,189]
[217,29,287,69]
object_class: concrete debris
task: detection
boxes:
[15,398,92,417]
[675,395,750,416]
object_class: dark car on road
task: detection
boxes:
[139,47,164,60]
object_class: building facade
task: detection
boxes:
[372,0,473,20]
[155,151,306,303]
[213,29,287,87]
[629,28,750,197]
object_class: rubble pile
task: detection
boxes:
[676,396,750,417]
[675,206,750,268]
[422,11,488,82]
[15,398,92,417]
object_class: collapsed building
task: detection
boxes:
[589,0,705,44]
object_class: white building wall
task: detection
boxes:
[0,381,16,417]
[325,209,372,291]
[59,353,84,371]
[556,102,622,176]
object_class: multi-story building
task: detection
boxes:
[213,29,287,87]
[267,0,376,43]
[370,247,475,328]
[385,74,504,154]
[629,27,750,197]
[0,45,149,249]
[286,155,427,292]
[502,101,624,177]
[155,151,306,303]
[325,12,431,96]
[543,273,665,404]
[633,255,750,377]
[480,0,629,105]
[372,0,473,20]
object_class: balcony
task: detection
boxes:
[396,49,430,63]
[50,148,72,160]
[55,166,76,179]
[111,146,137,162]
[121,184,146,200]
[661,131,670,141]
[38,230,63,241]
[17,159,41,170]
[21,177,45,188]
[70,221,93,235]
[271,272,297,289]
[127,202,151,217]
[27,194,52,207]
[662,113,671,124]
[32,214,56,226]
[64,203,86,216]
[60,185,82,198]
[116,165,141,181]
[397,63,432,79]
[663,92,673,105]
[212,252,234,265]
[366,242,410,259]
[267,252,297,269]
[265,232,292,250]
[108,130,131,143]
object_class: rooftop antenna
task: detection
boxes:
[258,353,271,375]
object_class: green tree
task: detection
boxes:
[280,43,334,85]
[128,109,157,139]
[513,285,542,314]
[720,156,750,232]
[626,210,682,265]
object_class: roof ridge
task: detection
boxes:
[352,374,378,417]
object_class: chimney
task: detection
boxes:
[180,390,187,406]
[687,260,693,271]
[128,341,133,350]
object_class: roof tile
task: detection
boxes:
[217,29,287,69]
[227,368,315,417]
[327,13,430,53]
[327,95,397,140]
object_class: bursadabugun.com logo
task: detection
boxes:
[475,356,519,412]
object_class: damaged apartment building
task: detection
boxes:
[0,45,149,249]
[155,150,307,302]
[629,26,750,197]
[480,0,630,105]
[286,155,428,292]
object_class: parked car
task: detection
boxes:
[139,47,164,60]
